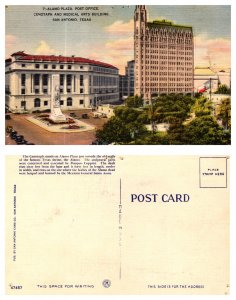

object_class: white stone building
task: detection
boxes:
[194,67,219,93]
[217,70,231,88]
[96,104,115,118]
[5,51,119,113]
[134,5,194,103]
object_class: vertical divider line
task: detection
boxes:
[119,178,122,280]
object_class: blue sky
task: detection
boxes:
[6,5,231,73]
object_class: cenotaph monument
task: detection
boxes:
[49,74,67,123]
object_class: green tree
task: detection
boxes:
[215,84,231,95]
[135,132,170,145]
[166,121,185,145]
[150,94,195,124]
[125,95,144,108]
[96,94,230,145]
[217,98,231,130]
[96,106,148,144]
[180,115,230,145]
[192,96,213,117]
[146,100,160,134]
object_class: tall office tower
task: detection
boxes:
[134,5,194,103]
[125,60,135,96]
[119,60,135,100]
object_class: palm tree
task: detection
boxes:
[217,98,231,130]
[147,100,160,134]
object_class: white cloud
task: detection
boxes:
[105,37,133,51]
[105,19,133,36]
[73,42,133,74]
[35,40,57,55]
[195,35,231,68]
[102,20,134,73]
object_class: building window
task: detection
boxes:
[60,88,63,93]
[80,75,84,86]
[60,65,64,69]
[21,74,26,86]
[80,88,84,93]
[34,74,40,86]
[79,99,84,105]
[67,88,71,93]
[67,97,72,106]
[44,101,48,106]
[60,100,64,106]
[21,64,26,67]
[35,64,40,69]
[68,65,72,69]
[80,66,83,69]
[5,86,10,95]
[21,101,26,108]
[34,98,41,107]
[67,74,72,86]
[42,74,48,86]
[52,64,56,69]
[43,89,48,94]
[44,64,48,69]
[60,74,64,86]
[21,88,25,94]
[35,89,39,94]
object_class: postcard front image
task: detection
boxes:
[5,5,231,145]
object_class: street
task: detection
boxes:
[5,110,108,145]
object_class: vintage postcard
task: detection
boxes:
[5,5,231,145]
[5,155,229,295]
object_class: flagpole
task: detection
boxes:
[210,78,212,102]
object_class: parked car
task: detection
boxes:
[16,139,28,145]
[5,114,11,120]
[82,113,89,119]
[13,135,20,141]
[10,131,17,139]
[70,112,77,117]
[15,135,24,142]
[6,125,13,133]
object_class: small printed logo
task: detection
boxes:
[102,279,111,288]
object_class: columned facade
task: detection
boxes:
[5,52,119,113]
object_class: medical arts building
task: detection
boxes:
[5,51,119,113]
[134,5,194,101]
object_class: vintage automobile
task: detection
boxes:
[10,131,18,139]
[15,135,24,142]
[82,113,89,119]
[69,112,77,118]
[6,125,13,133]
